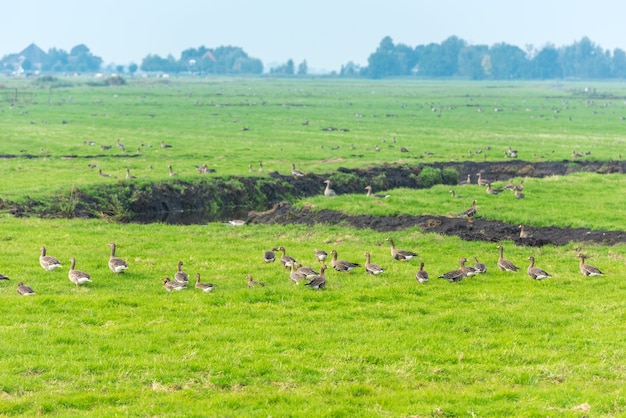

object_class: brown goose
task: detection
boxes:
[416,262,429,283]
[291,163,305,179]
[305,265,327,290]
[518,225,530,239]
[576,254,604,277]
[125,168,136,179]
[195,273,215,292]
[296,263,319,279]
[163,277,186,292]
[486,183,503,195]
[314,248,328,264]
[107,243,129,273]
[364,252,385,275]
[459,199,477,222]
[17,282,36,296]
[247,274,264,287]
[461,258,478,277]
[365,185,390,198]
[514,188,525,199]
[473,256,487,274]
[476,172,490,186]
[438,258,468,282]
[276,246,296,269]
[449,189,466,199]
[174,261,188,284]
[69,258,92,286]
[497,245,519,272]
[385,237,418,261]
[527,256,551,280]
[168,165,177,176]
[323,179,336,197]
[290,263,307,284]
[40,246,63,271]
[329,250,360,273]
[459,174,471,185]
[263,249,276,263]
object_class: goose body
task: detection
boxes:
[364,252,385,275]
[263,250,276,263]
[107,243,129,273]
[577,254,604,277]
[290,263,307,284]
[459,174,471,185]
[416,262,429,283]
[476,173,490,186]
[449,189,466,199]
[514,188,525,199]
[17,282,35,296]
[69,258,92,286]
[39,246,63,271]
[296,264,319,279]
[438,258,468,282]
[276,246,296,269]
[459,199,477,222]
[486,183,503,195]
[385,237,418,261]
[497,245,519,272]
[330,250,360,273]
[174,261,188,284]
[527,256,551,280]
[163,277,186,291]
[473,256,487,274]
[168,165,177,176]
[0,273,9,281]
[518,225,530,239]
[365,185,390,198]
[291,163,305,179]
[323,180,336,197]
[247,274,264,287]
[314,248,328,263]
[195,273,215,292]
[305,265,327,289]
[461,261,478,277]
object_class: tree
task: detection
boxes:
[489,43,527,79]
[611,48,626,78]
[128,63,138,76]
[530,45,561,79]
[297,60,308,75]
[457,45,489,79]
[116,65,124,74]
[560,37,610,78]
[366,36,417,78]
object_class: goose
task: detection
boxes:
[248,164,253,173]
[163,277,186,292]
[515,180,524,191]
[314,248,328,264]
[98,169,111,177]
[247,274,264,287]
[461,259,478,277]
[473,256,487,274]
[263,249,276,263]
[476,173,490,186]
[17,282,36,296]
[518,225,530,239]
[365,185,390,198]
[514,188,525,199]
[291,163,305,179]
[329,250,360,273]
[174,261,188,284]
[323,179,336,196]
[364,252,385,275]
[289,263,307,284]
[275,246,296,269]
[576,254,604,277]
[160,141,173,149]
[305,265,327,290]
[438,258,468,282]
[459,199,477,222]
[385,237,418,261]
[0,273,9,280]
[195,273,215,292]
[497,245,519,272]
[168,165,177,176]
[449,189,466,199]
[39,246,63,271]
[125,168,136,179]
[69,258,92,286]
[486,183,503,195]
[107,243,129,274]
[459,174,471,186]
[296,264,319,279]
[258,162,264,173]
[527,256,551,280]
[416,262,429,283]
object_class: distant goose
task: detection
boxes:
[527,256,551,280]
[40,246,63,271]
[275,246,296,269]
[263,249,276,263]
[449,189,466,199]
[314,248,328,264]
[17,282,36,296]
[323,179,336,196]
[247,274,264,287]
[514,188,525,199]
[518,225,530,239]
[195,273,215,292]
[364,252,385,275]
[289,263,307,284]
[125,168,136,179]
[459,174,471,185]
[476,173,490,186]
[329,250,360,273]
[69,258,92,286]
[416,262,429,283]
[161,141,172,149]
[365,185,390,198]
[98,169,111,177]
[576,253,604,277]
[385,237,418,261]
[163,277,186,292]
[174,261,188,284]
[497,245,519,272]
[486,183,503,195]
[438,258,467,283]
[291,163,305,179]
[107,243,129,274]
[473,256,487,274]
[258,162,264,173]
[459,199,477,222]
[168,165,177,176]
[305,265,327,290]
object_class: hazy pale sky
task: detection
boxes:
[2,0,624,72]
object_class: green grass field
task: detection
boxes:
[1,76,626,416]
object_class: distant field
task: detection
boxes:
[1,77,626,416]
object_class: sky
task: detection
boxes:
[2,0,625,73]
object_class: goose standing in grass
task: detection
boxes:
[473,256,487,274]
[438,258,467,283]
[168,165,177,176]
[486,183,503,195]
[461,259,478,277]
[314,248,328,264]
[291,163,305,179]
[476,173,490,186]
[258,162,264,173]
[125,168,136,179]
[365,185,390,198]
[174,261,188,284]
[69,258,92,286]
[247,274,264,287]
[329,250,360,273]
[527,256,551,280]
[364,252,385,275]
[39,246,62,271]
[195,273,215,292]
[263,249,276,263]
[576,254,604,277]
[497,245,519,272]
[107,243,129,274]
[296,263,319,279]
[323,179,336,197]
[459,199,477,222]
[416,262,429,283]
[163,277,186,292]
[17,282,36,296]
[289,263,307,284]
[275,246,296,269]
[514,188,525,199]
[160,141,173,149]
[449,189,466,199]
[98,169,111,177]
[305,265,327,290]
[385,237,418,261]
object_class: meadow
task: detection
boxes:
[1,76,626,417]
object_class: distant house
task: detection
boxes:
[2,43,47,74]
